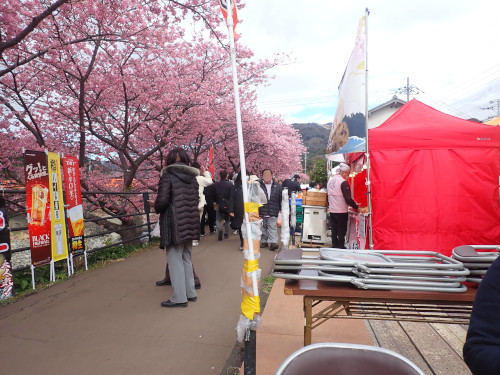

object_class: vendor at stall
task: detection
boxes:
[327,163,358,248]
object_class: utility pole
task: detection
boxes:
[395,76,420,101]
[481,99,500,119]
[304,152,307,175]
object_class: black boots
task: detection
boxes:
[156,279,171,286]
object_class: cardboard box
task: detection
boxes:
[243,239,261,254]
[306,191,327,198]
[303,196,327,206]
[303,191,327,206]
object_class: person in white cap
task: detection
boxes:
[327,163,358,248]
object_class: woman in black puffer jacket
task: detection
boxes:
[154,148,200,308]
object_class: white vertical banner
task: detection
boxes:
[326,15,367,156]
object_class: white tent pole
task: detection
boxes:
[226,1,258,297]
[364,8,374,249]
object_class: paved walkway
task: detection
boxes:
[0,232,276,375]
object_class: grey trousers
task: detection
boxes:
[262,216,278,244]
[216,206,230,235]
[166,241,197,303]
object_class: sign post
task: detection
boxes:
[48,152,70,281]
[0,196,13,300]
[62,155,86,272]
[24,150,52,289]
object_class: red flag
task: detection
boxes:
[208,147,215,180]
[219,0,238,35]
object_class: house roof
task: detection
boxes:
[368,95,406,116]
[485,115,500,125]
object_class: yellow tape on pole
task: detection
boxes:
[241,295,261,320]
[243,259,259,273]
[244,202,262,213]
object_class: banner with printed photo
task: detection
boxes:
[62,156,85,253]
[24,150,52,267]
[326,16,367,156]
[0,196,13,299]
[48,152,69,262]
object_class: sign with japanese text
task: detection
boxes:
[0,196,13,300]
[48,152,69,262]
[62,156,85,253]
[24,150,52,266]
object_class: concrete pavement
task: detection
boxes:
[0,232,276,375]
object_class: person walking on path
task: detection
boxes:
[327,163,358,249]
[258,168,282,251]
[192,162,213,246]
[229,171,244,250]
[154,148,200,308]
[202,183,216,236]
[209,170,233,241]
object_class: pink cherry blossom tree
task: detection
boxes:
[0,0,305,242]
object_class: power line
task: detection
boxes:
[417,91,473,119]
[441,64,500,102]
[481,98,500,118]
[257,89,394,108]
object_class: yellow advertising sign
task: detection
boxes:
[47,152,69,262]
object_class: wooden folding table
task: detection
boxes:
[284,275,477,346]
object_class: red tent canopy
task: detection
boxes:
[357,99,500,255]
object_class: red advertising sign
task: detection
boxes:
[62,156,85,253]
[0,196,14,299]
[24,150,52,266]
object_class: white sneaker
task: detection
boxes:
[233,230,238,235]
[193,240,199,246]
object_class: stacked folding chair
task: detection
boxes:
[272,248,470,292]
[451,245,500,284]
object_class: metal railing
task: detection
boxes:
[2,188,157,272]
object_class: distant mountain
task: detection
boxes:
[292,123,331,157]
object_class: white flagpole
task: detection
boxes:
[225,1,259,300]
[225,3,259,373]
[364,8,374,249]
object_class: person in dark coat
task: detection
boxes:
[281,174,302,198]
[211,170,233,241]
[229,171,244,250]
[258,168,282,251]
[202,182,216,235]
[154,148,200,308]
[463,257,500,375]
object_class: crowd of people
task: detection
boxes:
[150,148,290,308]
[150,148,363,308]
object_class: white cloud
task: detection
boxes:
[237,0,500,123]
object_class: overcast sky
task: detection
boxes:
[235,0,500,124]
